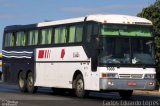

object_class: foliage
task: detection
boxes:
[137,0,160,83]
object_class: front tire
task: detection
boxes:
[119,90,133,100]
[74,75,88,98]
[18,71,27,92]
[26,72,38,93]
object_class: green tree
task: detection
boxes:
[138,0,160,84]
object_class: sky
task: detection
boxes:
[0,0,156,50]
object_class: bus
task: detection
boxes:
[2,14,156,99]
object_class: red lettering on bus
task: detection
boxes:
[61,49,65,59]
[38,50,44,58]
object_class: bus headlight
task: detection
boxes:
[144,74,155,79]
[101,73,119,78]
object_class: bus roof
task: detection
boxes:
[5,14,152,31]
[38,14,152,27]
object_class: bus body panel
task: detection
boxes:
[2,48,35,84]
[35,46,89,62]
[34,46,100,90]
[34,62,99,91]
[98,67,156,76]
[98,67,156,90]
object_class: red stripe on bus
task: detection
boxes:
[38,50,44,58]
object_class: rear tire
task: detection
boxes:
[26,72,38,93]
[74,75,88,98]
[119,90,133,100]
[18,71,27,92]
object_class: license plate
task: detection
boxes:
[128,82,137,86]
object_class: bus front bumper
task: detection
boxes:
[100,78,156,90]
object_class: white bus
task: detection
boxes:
[2,14,156,99]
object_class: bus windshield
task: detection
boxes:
[98,37,155,65]
[131,38,155,64]
[101,24,152,37]
[98,25,155,65]
[99,37,130,64]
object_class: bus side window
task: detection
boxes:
[28,30,38,45]
[40,28,52,45]
[86,24,92,42]
[5,32,15,47]
[93,23,99,35]
[69,24,83,43]
[86,23,99,42]
[54,27,67,44]
[69,26,76,43]
[16,31,26,46]
[75,25,83,42]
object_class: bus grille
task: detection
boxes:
[119,74,143,79]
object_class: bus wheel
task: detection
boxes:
[74,75,88,98]
[18,71,27,92]
[26,72,37,93]
[119,90,133,100]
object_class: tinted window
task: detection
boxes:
[69,26,76,43]
[86,23,99,42]
[101,24,152,37]
[86,24,92,42]
[40,28,52,45]
[132,38,154,64]
[5,32,15,47]
[54,27,67,44]
[28,30,38,45]
[69,25,83,43]
[16,31,26,46]
[98,37,130,64]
